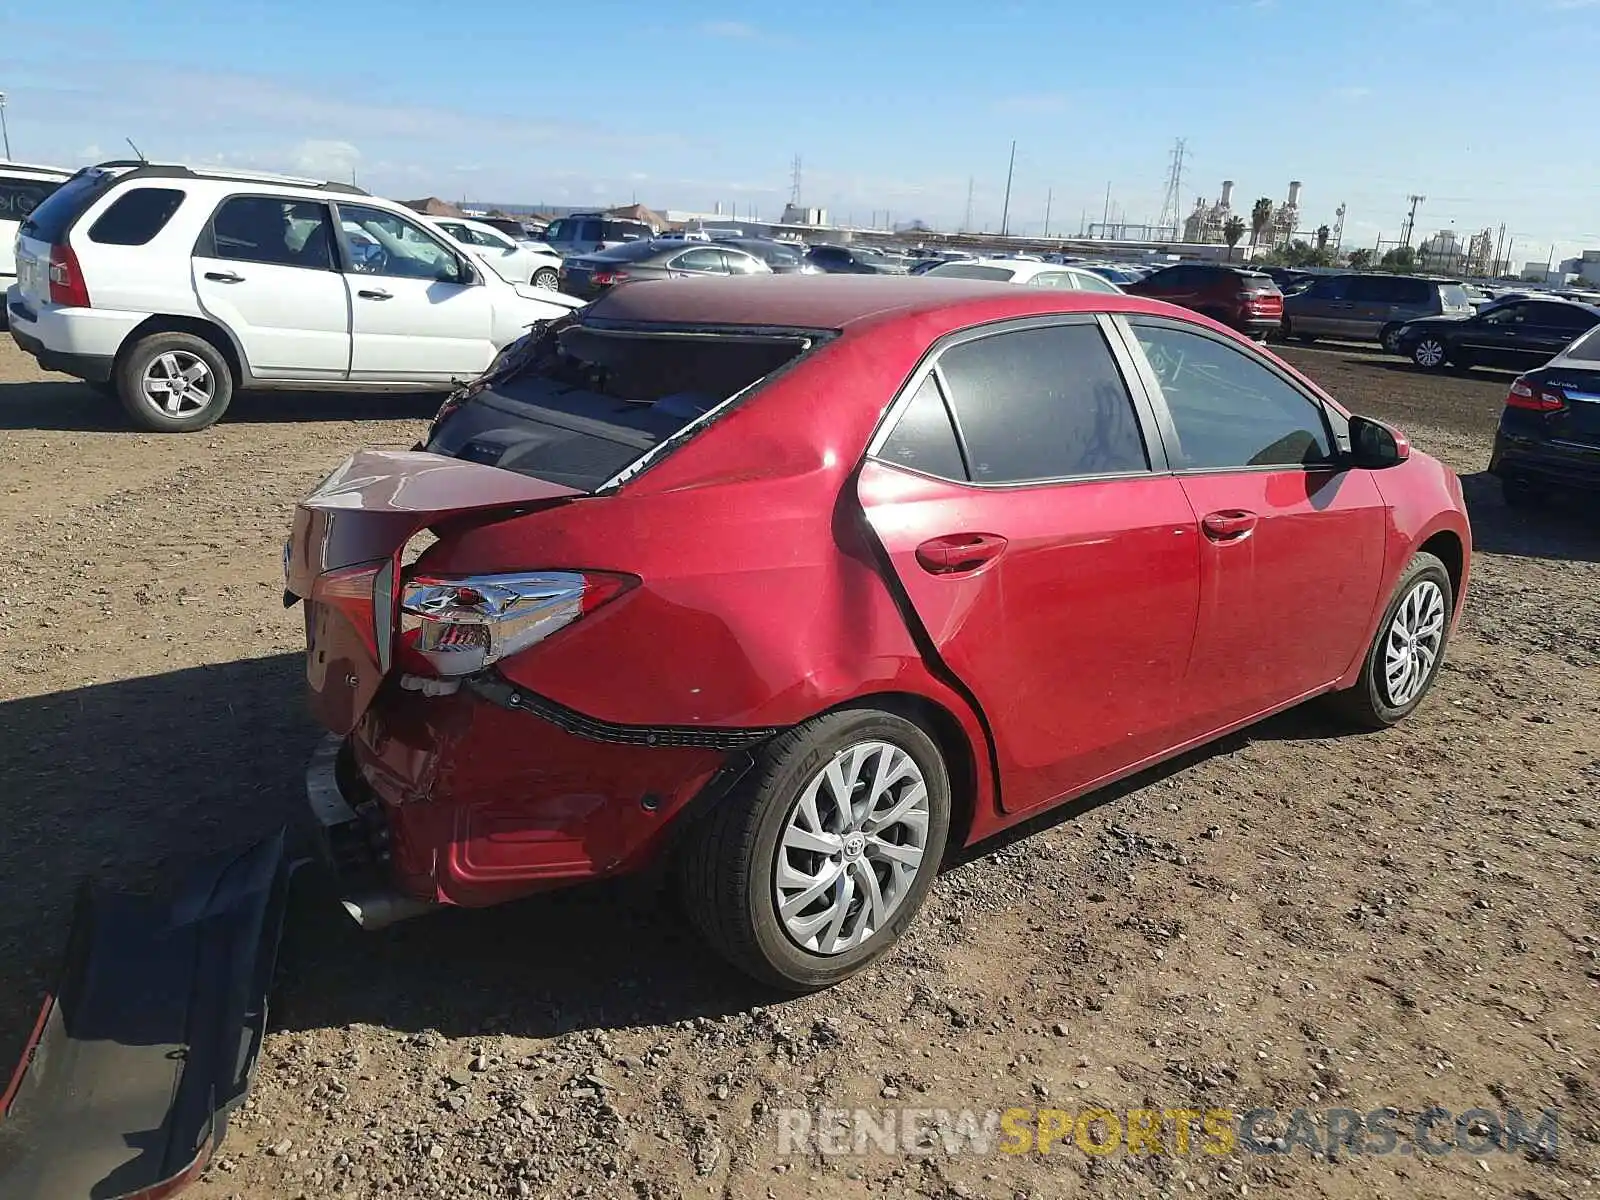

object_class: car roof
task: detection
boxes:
[582,274,1184,333]
[0,161,73,180]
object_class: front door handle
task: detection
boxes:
[1201,510,1259,542]
[358,288,393,300]
[915,533,1008,574]
[204,270,244,283]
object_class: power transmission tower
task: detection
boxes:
[789,156,802,206]
[1156,137,1186,239]
[1400,193,1425,248]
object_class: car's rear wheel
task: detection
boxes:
[1328,551,1453,729]
[677,708,951,991]
[532,267,559,289]
[1501,476,1545,508]
[116,332,234,432]
[1380,323,1404,353]
[1411,337,1448,370]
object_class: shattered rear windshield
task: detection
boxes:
[424,322,816,491]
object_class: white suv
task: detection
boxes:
[5,161,584,431]
[1,161,72,306]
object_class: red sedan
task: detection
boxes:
[286,276,1471,990]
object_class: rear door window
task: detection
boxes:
[425,325,816,490]
[877,375,968,480]
[87,187,186,246]
[1347,275,1401,303]
[935,323,1150,483]
[204,196,336,270]
[670,247,728,273]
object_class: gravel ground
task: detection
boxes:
[0,336,1595,1200]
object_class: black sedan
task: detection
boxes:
[1489,323,1600,505]
[1396,297,1600,372]
[558,240,769,299]
[803,244,907,275]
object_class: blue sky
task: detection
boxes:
[2,0,1598,263]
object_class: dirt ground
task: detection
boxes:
[0,335,1595,1200]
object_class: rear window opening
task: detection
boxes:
[424,323,818,491]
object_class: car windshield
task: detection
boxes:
[927,263,1015,282]
[426,324,819,490]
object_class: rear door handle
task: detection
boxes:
[204,271,244,283]
[358,288,393,300]
[915,532,1008,574]
[1202,510,1258,542]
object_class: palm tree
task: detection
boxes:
[1223,217,1246,260]
[1250,198,1274,247]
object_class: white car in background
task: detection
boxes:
[5,161,582,431]
[426,215,563,289]
[922,257,1125,293]
[1,161,72,313]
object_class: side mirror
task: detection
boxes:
[1347,414,1410,469]
[444,257,477,285]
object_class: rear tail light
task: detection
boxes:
[48,244,91,307]
[398,571,632,676]
[1506,378,1566,413]
[591,269,629,286]
[311,560,396,670]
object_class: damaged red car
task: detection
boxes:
[285,275,1471,990]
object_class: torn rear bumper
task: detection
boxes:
[0,832,295,1200]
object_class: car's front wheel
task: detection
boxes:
[532,267,559,289]
[1411,337,1449,370]
[1328,551,1453,729]
[116,332,235,432]
[677,708,951,991]
[1380,323,1404,353]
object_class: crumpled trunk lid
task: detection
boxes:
[286,449,581,734]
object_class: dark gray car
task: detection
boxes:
[713,237,813,274]
[1282,273,1474,350]
[558,239,771,299]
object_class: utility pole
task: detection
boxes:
[1400,193,1425,248]
[1102,181,1112,235]
[0,92,10,160]
[963,176,974,233]
[1043,187,1052,238]
[1000,140,1017,237]
[1493,223,1506,278]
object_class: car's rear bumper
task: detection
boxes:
[1491,430,1600,491]
[307,681,737,913]
[6,286,140,382]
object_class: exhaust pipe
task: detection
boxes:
[341,890,435,931]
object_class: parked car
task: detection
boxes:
[1395,297,1600,372]
[804,244,908,275]
[558,239,771,299]
[713,236,814,274]
[5,161,582,431]
[1125,264,1284,339]
[922,258,1123,293]
[542,213,655,256]
[427,215,563,288]
[1281,273,1473,350]
[1081,263,1146,287]
[286,274,1470,990]
[0,161,71,317]
[1490,322,1600,505]
[459,215,538,244]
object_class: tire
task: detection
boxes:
[1411,337,1449,371]
[676,708,951,991]
[116,331,234,432]
[1327,551,1453,729]
[532,267,559,289]
[1501,477,1544,508]
[1379,323,1404,353]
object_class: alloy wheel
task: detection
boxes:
[773,741,930,956]
[1383,579,1446,707]
[1382,326,1402,352]
[141,351,215,416]
[1413,339,1445,369]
